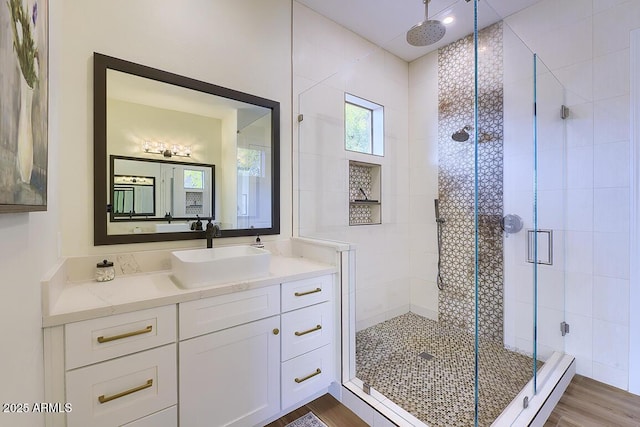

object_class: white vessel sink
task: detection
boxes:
[171,246,271,289]
[155,223,191,233]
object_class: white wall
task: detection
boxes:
[106,100,222,166]
[407,52,440,320]
[0,2,291,426]
[505,0,640,390]
[630,27,640,397]
[294,3,411,330]
[0,2,59,424]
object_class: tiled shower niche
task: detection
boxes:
[349,161,381,225]
[185,191,204,216]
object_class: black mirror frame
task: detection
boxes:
[94,53,280,245]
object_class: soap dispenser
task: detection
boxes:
[252,234,265,249]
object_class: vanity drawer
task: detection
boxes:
[281,344,334,410]
[121,406,176,427]
[281,301,333,361]
[65,344,177,427]
[281,275,332,312]
[65,305,176,369]
[179,284,280,339]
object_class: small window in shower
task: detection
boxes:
[183,169,204,190]
[345,93,384,156]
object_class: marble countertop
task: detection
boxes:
[42,251,339,327]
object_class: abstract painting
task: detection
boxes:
[0,0,48,213]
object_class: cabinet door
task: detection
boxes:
[179,316,280,427]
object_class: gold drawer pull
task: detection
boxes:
[97,325,153,343]
[295,368,321,383]
[98,379,153,404]
[294,288,321,297]
[295,324,322,336]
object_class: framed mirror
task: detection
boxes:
[94,53,280,245]
[110,155,214,226]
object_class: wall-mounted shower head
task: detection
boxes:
[407,0,446,47]
[452,125,472,142]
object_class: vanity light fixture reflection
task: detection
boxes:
[114,176,154,185]
[142,140,191,158]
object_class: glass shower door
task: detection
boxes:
[531,52,567,393]
[473,1,538,425]
[476,0,567,424]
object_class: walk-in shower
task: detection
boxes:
[296,0,574,425]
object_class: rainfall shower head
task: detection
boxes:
[406,0,446,47]
[452,126,472,142]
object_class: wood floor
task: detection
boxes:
[267,375,640,427]
[265,394,369,427]
[545,375,640,427]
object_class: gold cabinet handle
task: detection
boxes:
[295,368,321,383]
[294,324,322,336]
[98,379,153,404]
[273,328,280,335]
[294,288,321,297]
[97,325,153,343]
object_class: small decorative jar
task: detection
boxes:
[96,259,115,282]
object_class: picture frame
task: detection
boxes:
[0,0,48,213]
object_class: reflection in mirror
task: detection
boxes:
[94,53,280,245]
[113,175,155,217]
[109,156,214,235]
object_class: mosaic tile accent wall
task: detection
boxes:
[349,163,374,201]
[437,22,504,342]
[350,204,373,225]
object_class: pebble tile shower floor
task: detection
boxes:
[356,312,541,426]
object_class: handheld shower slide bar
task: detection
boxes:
[434,199,445,290]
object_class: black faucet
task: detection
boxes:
[205,219,220,248]
[191,215,203,231]
[164,212,172,224]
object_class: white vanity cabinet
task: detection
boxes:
[62,306,177,427]
[178,285,282,427]
[44,270,337,427]
[178,275,336,426]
